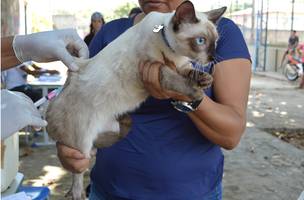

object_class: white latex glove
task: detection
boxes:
[1,90,47,140]
[12,29,89,71]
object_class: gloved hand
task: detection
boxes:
[1,90,47,140]
[12,29,89,71]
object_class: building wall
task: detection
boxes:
[248,43,291,72]
[241,26,304,46]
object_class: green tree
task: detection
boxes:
[113,2,137,18]
[229,0,252,12]
[31,12,52,33]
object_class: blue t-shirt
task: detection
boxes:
[89,17,251,199]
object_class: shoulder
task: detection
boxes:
[98,18,132,35]
[93,17,132,41]
[215,17,246,46]
[214,18,251,62]
[217,17,241,36]
[217,17,236,27]
[93,17,133,44]
[216,17,246,44]
[89,18,133,57]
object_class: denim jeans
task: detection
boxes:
[89,182,222,200]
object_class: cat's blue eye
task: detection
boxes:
[195,37,206,45]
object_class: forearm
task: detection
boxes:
[188,95,246,150]
[1,36,21,70]
[138,57,251,150]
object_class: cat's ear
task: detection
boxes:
[172,0,199,31]
[204,7,227,24]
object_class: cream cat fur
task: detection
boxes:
[46,1,226,199]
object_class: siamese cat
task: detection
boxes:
[46,1,226,199]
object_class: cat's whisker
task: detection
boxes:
[211,55,223,65]
[195,68,200,80]
[212,57,219,65]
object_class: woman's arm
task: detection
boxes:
[139,58,251,150]
[1,36,21,70]
[188,58,251,150]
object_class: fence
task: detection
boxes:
[239,25,303,72]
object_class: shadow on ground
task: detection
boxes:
[19,135,92,200]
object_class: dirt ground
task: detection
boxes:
[223,75,304,200]
[266,128,304,150]
[19,145,89,200]
[18,74,304,200]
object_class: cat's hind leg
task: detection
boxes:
[65,173,86,200]
[67,126,98,200]
[93,118,123,148]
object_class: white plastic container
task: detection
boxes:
[1,133,19,192]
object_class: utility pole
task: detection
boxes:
[291,0,295,31]
[236,0,239,10]
[229,1,233,17]
[250,0,255,43]
[263,0,269,71]
[24,0,28,34]
[253,0,261,71]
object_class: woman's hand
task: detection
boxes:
[56,142,90,173]
[138,61,191,102]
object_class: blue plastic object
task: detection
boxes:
[18,186,50,200]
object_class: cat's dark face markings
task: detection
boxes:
[172,0,199,32]
[169,1,226,63]
[187,24,218,62]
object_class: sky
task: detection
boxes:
[27,0,226,33]
[48,0,217,12]
[29,0,221,17]
[25,0,304,34]
[29,0,304,14]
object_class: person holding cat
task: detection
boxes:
[57,0,251,199]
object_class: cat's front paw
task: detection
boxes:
[187,70,213,89]
[189,87,205,102]
[197,71,213,89]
